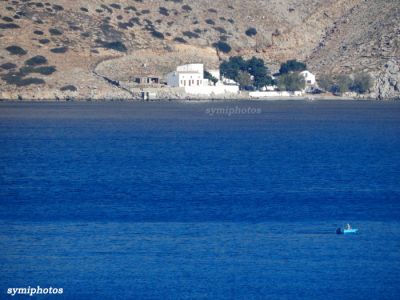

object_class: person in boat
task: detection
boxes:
[346,223,351,230]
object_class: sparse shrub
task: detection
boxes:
[99,41,127,52]
[50,47,68,54]
[125,6,137,12]
[141,9,150,14]
[80,7,88,12]
[33,30,44,35]
[1,73,45,86]
[49,28,63,36]
[159,7,169,16]
[52,5,64,11]
[39,39,50,44]
[182,5,192,12]
[117,15,123,20]
[351,72,372,94]
[110,3,121,9]
[0,23,20,29]
[151,30,164,39]
[130,17,141,25]
[5,45,27,55]
[69,25,80,31]
[173,37,187,43]
[60,85,77,92]
[183,31,199,38]
[194,28,202,34]
[101,5,113,13]
[227,19,234,24]
[214,27,227,34]
[317,74,334,92]
[19,65,56,75]
[333,74,353,94]
[205,19,215,25]
[213,41,231,53]
[25,55,48,66]
[208,8,217,13]
[245,27,257,37]
[118,22,132,29]
[2,16,13,22]
[0,63,17,70]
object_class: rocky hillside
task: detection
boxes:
[0,0,398,100]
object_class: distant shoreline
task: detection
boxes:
[0,95,384,102]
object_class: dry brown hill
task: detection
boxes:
[0,0,398,99]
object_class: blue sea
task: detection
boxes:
[0,100,399,299]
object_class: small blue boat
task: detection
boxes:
[336,224,358,234]
[343,228,358,234]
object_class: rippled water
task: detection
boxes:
[0,101,399,299]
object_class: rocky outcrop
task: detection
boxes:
[375,60,400,100]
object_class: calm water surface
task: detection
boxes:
[0,101,399,299]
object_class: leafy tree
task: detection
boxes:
[278,73,305,91]
[204,70,218,85]
[317,74,334,92]
[351,72,372,94]
[236,71,252,88]
[220,56,247,80]
[220,56,273,89]
[279,59,307,74]
[247,57,273,88]
[333,74,353,94]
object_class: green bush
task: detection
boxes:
[1,73,45,86]
[25,56,48,66]
[351,72,372,94]
[205,19,215,25]
[39,39,50,44]
[183,31,200,39]
[49,28,63,36]
[0,23,20,29]
[182,5,192,12]
[99,41,127,52]
[213,41,231,53]
[173,37,187,43]
[245,27,257,37]
[0,63,17,70]
[214,27,227,34]
[159,7,169,16]
[150,30,164,39]
[50,47,68,54]
[19,66,56,76]
[60,85,77,92]
[317,74,334,92]
[220,56,274,89]
[278,73,305,91]
[5,45,27,56]
[279,59,307,74]
[110,3,121,9]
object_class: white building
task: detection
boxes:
[167,64,239,96]
[167,64,206,88]
[300,70,316,85]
